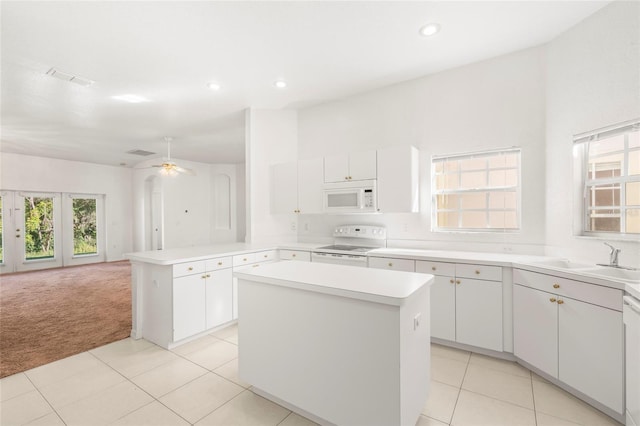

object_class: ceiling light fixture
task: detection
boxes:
[111,94,150,103]
[419,23,441,37]
[274,80,287,89]
[208,82,221,91]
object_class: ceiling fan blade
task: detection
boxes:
[175,166,196,176]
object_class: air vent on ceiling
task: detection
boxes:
[45,67,95,87]
[126,149,156,156]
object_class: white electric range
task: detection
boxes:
[311,225,386,267]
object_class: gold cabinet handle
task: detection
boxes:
[292,253,297,257]
[475,270,480,274]
[243,258,247,261]
[449,279,455,284]
[456,280,461,284]
[218,262,223,266]
[202,274,207,279]
[188,267,193,271]
[553,283,560,289]
[252,264,259,268]
[432,266,437,271]
[388,262,393,267]
[263,254,268,258]
[557,299,564,305]
[550,297,557,303]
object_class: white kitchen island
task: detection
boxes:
[234,261,434,426]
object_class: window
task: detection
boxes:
[432,148,521,232]
[72,197,98,256]
[574,119,640,236]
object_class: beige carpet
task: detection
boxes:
[0,261,132,378]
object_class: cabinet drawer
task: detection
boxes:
[233,253,256,267]
[279,250,311,261]
[205,256,232,271]
[254,250,277,263]
[368,257,415,272]
[173,261,206,278]
[513,269,622,311]
[457,264,502,281]
[416,260,455,277]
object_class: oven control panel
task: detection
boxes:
[333,225,387,240]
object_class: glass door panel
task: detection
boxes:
[72,198,97,256]
[15,192,62,272]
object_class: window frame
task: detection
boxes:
[431,147,522,233]
[574,118,640,239]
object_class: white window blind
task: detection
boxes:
[432,148,521,232]
[574,118,640,235]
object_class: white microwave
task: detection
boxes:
[323,180,378,213]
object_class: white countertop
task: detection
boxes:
[125,241,639,296]
[124,243,277,265]
[234,261,433,306]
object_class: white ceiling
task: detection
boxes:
[1,1,609,167]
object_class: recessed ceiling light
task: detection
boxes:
[419,23,441,37]
[274,80,287,89]
[208,82,221,91]
[111,94,150,103]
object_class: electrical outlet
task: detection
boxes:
[413,313,421,330]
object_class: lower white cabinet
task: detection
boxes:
[173,273,206,342]
[368,256,415,272]
[416,261,503,352]
[513,269,624,415]
[278,249,311,262]
[232,250,278,320]
[173,259,233,342]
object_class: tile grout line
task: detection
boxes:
[21,372,68,425]
[447,352,471,425]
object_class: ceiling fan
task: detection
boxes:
[152,137,196,176]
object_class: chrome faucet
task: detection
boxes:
[603,242,620,267]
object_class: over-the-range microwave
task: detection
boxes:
[323,179,378,213]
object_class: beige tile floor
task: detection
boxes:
[0,325,621,426]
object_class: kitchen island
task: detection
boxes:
[234,261,433,426]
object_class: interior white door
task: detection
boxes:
[0,192,16,274]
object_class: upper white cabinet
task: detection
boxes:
[271,158,324,214]
[377,145,419,213]
[324,150,377,183]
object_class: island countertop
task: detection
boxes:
[234,260,433,306]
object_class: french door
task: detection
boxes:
[0,191,105,274]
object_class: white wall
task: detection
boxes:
[297,46,547,254]
[245,108,298,243]
[132,159,242,251]
[0,152,133,261]
[545,0,640,265]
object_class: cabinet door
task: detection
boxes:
[559,296,624,414]
[270,161,298,214]
[377,145,418,213]
[173,274,206,341]
[232,277,238,320]
[297,158,324,214]
[324,155,349,183]
[455,278,503,351]
[429,275,456,341]
[205,268,233,329]
[513,284,558,377]
[348,150,377,181]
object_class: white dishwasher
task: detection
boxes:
[624,294,640,426]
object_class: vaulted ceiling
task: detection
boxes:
[0,1,609,166]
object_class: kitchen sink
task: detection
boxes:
[530,259,594,270]
[581,267,640,282]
